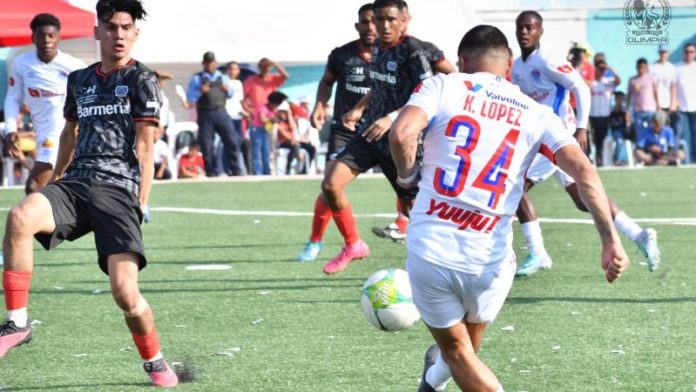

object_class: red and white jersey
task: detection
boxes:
[4,50,86,137]
[511,46,590,130]
[405,72,576,274]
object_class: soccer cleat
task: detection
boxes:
[0,319,32,358]
[323,239,370,275]
[515,253,553,277]
[417,344,440,392]
[143,205,151,224]
[636,228,660,271]
[298,241,323,262]
[144,358,179,388]
[372,223,407,243]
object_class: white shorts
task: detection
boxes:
[526,154,574,188]
[35,137,59,166]
[406,251,516,328]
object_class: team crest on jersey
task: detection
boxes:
[531,69,541,80]
[115,85,129,97]
[387,61,398,71]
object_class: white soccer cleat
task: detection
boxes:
[636,228,660,271]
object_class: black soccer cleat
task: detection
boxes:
[417,344,440,392]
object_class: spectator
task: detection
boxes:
[243,57,289,111]
[675,43,696,161]
[249,91,287,175]
[153,126,171,180]
[155,70,174,133]
[178,141,205,179]
[650,45,678,132]
[609,91,630,165]
[224,61,250,175]
[589,55,620,165]
[186,51,243,177]
[277,102,316,174]
[635,111,683,166]
[627,58,658,144]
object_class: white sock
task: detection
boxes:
[614,211,643,242]
[497,386,505,392]
[521,221,547,256]
[7,307,28,328]
[425,353,452,392]
[144,351,163,363]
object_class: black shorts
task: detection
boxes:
[327,127,355,161]
[337,134,419,201]
[35,178,146,275]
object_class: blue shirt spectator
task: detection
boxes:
[186,69,233,104]
[637,124,675,153]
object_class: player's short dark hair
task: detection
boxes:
[614,91,625,97]
[268,91,288,106]
[516,10,543,25]
[457,25,509,57]
[30,13,61,32]
[96,0,147,23]
[636,57,648,66]
[358,3,373,17]
[372,0,407,12]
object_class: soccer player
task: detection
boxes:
[3,13,86,194]
[389,25,630,392]
[320,0,453,274]
[0,0,178,387]
[511,11,659,276]
[297,3,376,262]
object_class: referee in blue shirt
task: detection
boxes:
[186,51,243,176]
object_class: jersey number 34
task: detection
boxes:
[433,115,520,210]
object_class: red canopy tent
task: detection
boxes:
[0,0,95,47]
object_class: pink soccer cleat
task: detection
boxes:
[323,239,370,275]
[144,358,179,388]
[0,319,32,358]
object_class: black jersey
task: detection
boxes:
[357,35,444,134]
[326,40,371,132]
[63,60,162,195]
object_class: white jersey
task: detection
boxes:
[405,72,576,274]
[511,46,590,130]
[4,50,86,139]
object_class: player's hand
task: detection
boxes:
[342,108,363,131]
[601,241,629,283]
[363,116,392,142]
[311,105,325,129]
[574,128,588,153]
[4,132,20,159]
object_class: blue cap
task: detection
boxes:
[658,44,669,52]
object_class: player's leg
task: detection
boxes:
[24,161,53,194]
[372,197,410,243]
[515,183,552,277]
[108,254,178,387]
[563,182,660,271]
[298,131,354,262]
[1,191,59,357]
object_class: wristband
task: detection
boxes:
[387,110,399,122]
[396,169,418,186]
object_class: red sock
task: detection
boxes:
[395,199,409,234]
[332,204,359,245]
[3,270,32,310]
[132,327,161,361]
[310,195,332,243]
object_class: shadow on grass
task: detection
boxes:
[76,277,364,284]
[5,381,147,391]
[506,296,696,304]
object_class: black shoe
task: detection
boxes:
[417,344,440,392]
[0,319,32,358]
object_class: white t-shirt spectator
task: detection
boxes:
[675,61,696,112]
[225,79,245,120]
[590,73,616,117]
[154,138,169,165]
[650,61,676,109]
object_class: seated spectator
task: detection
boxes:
[178,141,205,178]
[153,126,172,180]
[250,91,287,175]
[276,102,316,174]
[609,91,630,165]
[635,111,683,166]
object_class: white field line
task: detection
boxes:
[1,206,695,225]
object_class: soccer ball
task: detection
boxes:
[360,268,420,331]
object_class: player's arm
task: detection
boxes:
[544,60,591,150]
[3,62,24,158]
[51,121,79,181]
[433,58,456,74]
[342,91,371,131]
[389,105,428,186]
[311,68,337,129]
[136,121,156,207]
